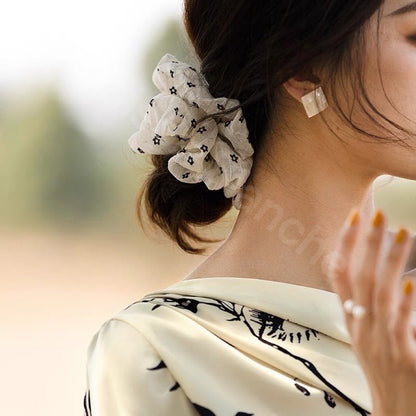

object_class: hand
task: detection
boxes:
[327,207,416,416]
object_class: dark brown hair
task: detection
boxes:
[135,0,413,255]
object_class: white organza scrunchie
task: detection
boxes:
[127,53,254,210]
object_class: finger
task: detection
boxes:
[400,273,416,310]
[352,209,386,326]
[328,207,360,328]
[391,278,415,360]
[383,229,415,359]
[375,228,412,328]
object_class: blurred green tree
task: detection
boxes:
[0,86,110,229]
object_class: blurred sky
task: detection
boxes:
[1,0,183,139]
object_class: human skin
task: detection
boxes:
[183,0,416,296]
[329,208,416,416]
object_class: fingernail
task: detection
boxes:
[403,278,413,295]
[372,209,383,227]
[348,208,359,226]
[395,227,407,244]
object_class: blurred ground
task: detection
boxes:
[0,228,207,416]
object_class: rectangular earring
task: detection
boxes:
[301,86,328,118]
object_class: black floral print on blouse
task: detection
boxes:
[127,294,372,416]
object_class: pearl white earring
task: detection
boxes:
[301,85,328,118]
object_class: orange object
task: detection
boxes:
[403,279,413,295]
[372,210,382,227]
[395,228,407,244]
[349,210,359,226]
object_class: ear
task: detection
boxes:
[282,76,317,103]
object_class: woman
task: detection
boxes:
[84,0,416,414]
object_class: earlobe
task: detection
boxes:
[282,78,316,103]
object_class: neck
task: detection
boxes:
[202,119,381,293]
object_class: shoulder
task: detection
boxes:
[85,318,160,393]
[86,318,151,360]
[86,294,171,358]
[84,319,155,415]
[84,318,195,415]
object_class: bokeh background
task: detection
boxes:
[2,1,416,415]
